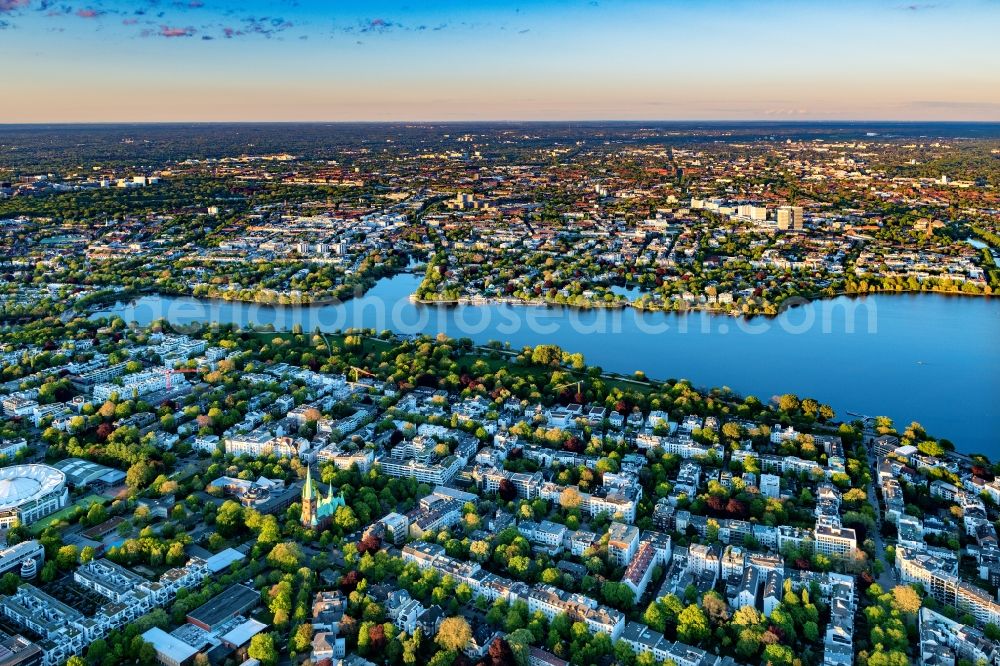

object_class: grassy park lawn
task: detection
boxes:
[30,494,106,535]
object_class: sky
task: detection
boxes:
[1,0,999,122]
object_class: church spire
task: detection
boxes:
[301,465,318,528]
[303,466,314,501]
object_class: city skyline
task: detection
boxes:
[2,0,1000,122]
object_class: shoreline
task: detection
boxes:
[75,276,995,322]
[409,285,994,318]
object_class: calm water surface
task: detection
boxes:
[93,274,1000,455]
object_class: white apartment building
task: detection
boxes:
[316,445,374,472]
[760,473,781,498]
[687,543,721,580]
[518,520,567,555]
[225,431,302,459]
[0,556,209,666]
[814,524,858,558]
[93,367,187,401]
[0,438,27,460]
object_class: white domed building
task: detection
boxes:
[0,465,69,529]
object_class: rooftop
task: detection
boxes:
[187,584,259,630]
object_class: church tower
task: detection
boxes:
[301,465,317,528]
[301,465,343,529]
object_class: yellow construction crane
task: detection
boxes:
[349,366,376,382]
[553,380,584,402]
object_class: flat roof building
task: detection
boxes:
[220,618,268,649]
[187,584,259,632]
[204,548,246,574]
[74,559,147,603]
[142,627,199,666]
[51,458,125,490]
[0,631,41,666]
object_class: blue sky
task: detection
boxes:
[1,0,999,121]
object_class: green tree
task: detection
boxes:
[40,560,57,583]
[735,629,761,660]
[267,542,304,572]
[763,644,794,666]
[85,502,107,525]
[602,582,634,610]
[215,500,244,536]
[334,505,360,532]
[86,638,108,663]
[0,573,19,595]
[530,345,563,367]
[166,542,186,566]
[126,460,154,491]
[56,545,79,569]
[292,623,313,652]
[248,632,279,666]
[677,604,710,645]
[257,515,281,546]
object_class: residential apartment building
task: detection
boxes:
[526,585,625,640]
[0,557,210,666]
[608,522,640,567]
[224,430,303,459]
[814,524,858,558]
[93,367,186,401]
[376,437,463,485]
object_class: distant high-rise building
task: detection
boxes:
[737,204,768,221]
[776,205,804,231]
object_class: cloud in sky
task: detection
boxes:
[0,0,535,41]
[0,0,29,12]
[156,24,194,37]
[361,17,394,32]
[0,0,291,39]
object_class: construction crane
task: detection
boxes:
[162,367,197,390]
[349,366,376,383]
[553,380,584,403]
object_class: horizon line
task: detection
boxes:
[2,118,1000,126]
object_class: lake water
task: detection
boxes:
[969,239,1000,265]
[92,274,1000,456]
[610,285,643,301]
